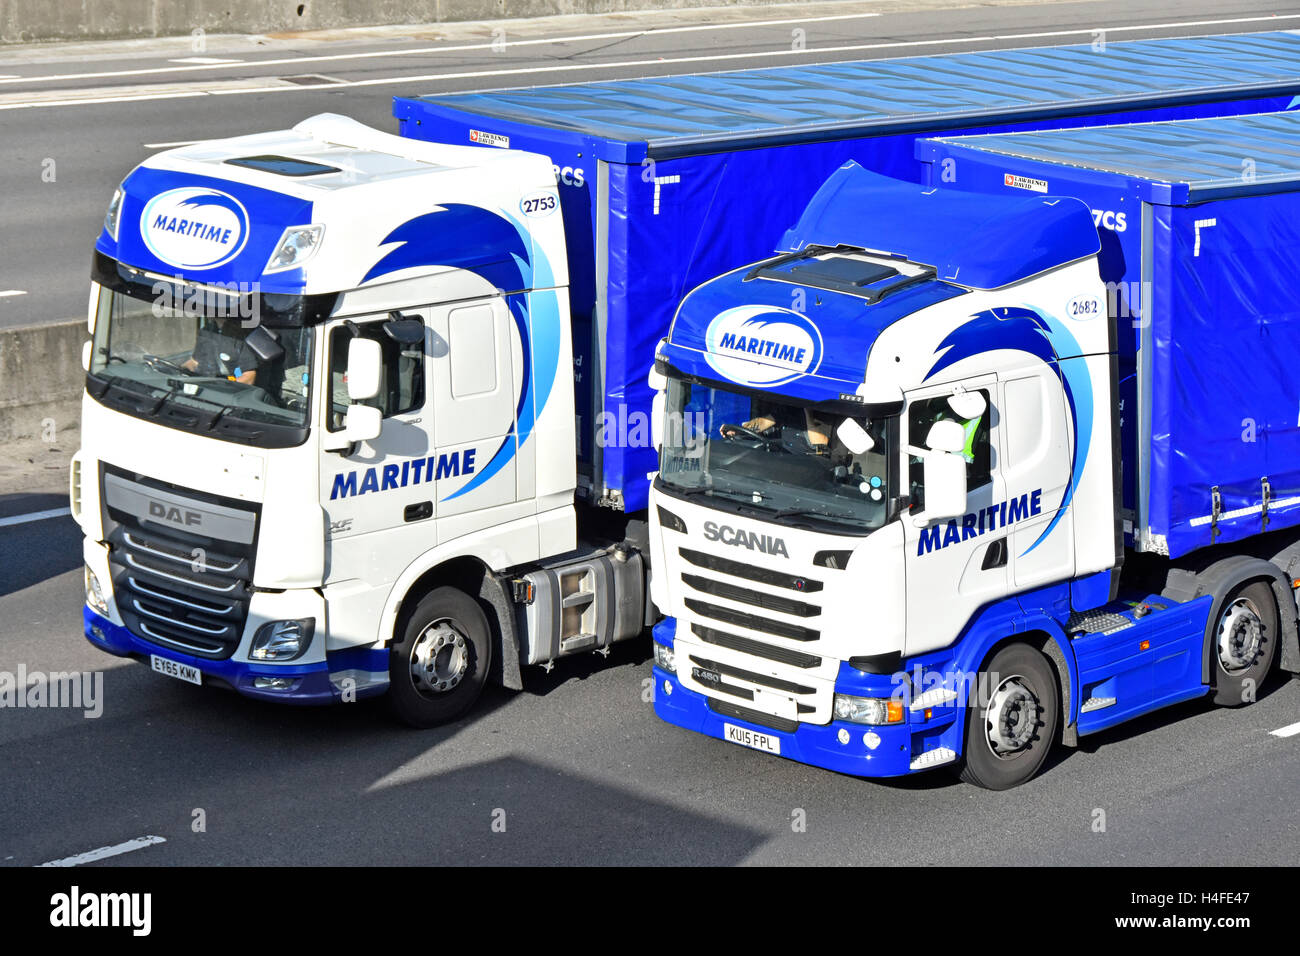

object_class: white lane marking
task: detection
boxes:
[0,289,27,297]
[0,507,72,528]
[0,91,201,111]
[1270,721,1300,738]
[143,139,204,148]
[38,835,166,867]
[0,13,882,86]
[168,57,243,64]
[3,15,1297,112]
[0,74,19,80]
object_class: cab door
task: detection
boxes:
[424,294,526,518]
[318,310,434,543]
[1000,369,1075,589]
[901,377,1012,654]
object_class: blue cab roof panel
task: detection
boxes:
[665,260,967,401]
[920,109,1300,203]
[395,31,1300,161]
[781,163,1099,290]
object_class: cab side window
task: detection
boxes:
[328,322,425,431]
[908,390,992,509]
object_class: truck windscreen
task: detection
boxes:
[657,377,896,535]
[86,285,314,447]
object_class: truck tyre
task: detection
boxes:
[957,643,1059,790]
[388,587,492,728]
[1211,580,1278,707]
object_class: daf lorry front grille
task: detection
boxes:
[100,466,258,660]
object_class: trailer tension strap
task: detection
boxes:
[1262,476,1272,531]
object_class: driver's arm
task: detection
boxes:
[720,414,776,437]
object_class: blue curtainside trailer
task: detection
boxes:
[919,109,1300,560]
[394,31,1300,516]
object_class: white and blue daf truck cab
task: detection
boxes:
[648,152,1300,789]
[74,114,649,725]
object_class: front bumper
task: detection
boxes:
[652,620,962,778]
[83,606,389,705]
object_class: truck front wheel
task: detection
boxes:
[956,643,1059,790]
[1211,580,1278,706]
[388,586,493,728]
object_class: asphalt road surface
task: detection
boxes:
[1,501,1299,866]
[2,1,1299,866]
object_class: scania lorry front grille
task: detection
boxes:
[683,597,820,642]
[680,573,820,617]
[675,543,835,724]
[691,624,822,669]
[707,698,801,734]
[678,547,823,593]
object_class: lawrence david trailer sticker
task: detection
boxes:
[704,306,824,387]
[139,187,249,270]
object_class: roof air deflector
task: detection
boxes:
[225,155,341,177]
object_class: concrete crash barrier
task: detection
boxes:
[0,319,84,443]
[0,0,810,43]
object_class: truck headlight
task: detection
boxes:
[653,641,676,674]
[85,565,109,616]
[264,225,324,273]
[833,694,904,725]
[104,187,123,240]
[251,618,315,661]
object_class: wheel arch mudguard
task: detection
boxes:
[381,544,526,692]
[944,597,1081,749]
[1162,554,1297,701]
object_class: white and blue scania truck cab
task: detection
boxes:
[649,129,1300,788]
[75,114,648,725]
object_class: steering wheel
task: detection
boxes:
[720,424,776,445]
[144,355,193,376]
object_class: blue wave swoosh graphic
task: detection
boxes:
[925,306,1091,556]
[361,204,531,289]
[440,208,563,503]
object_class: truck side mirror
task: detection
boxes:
[947,388,986,419]
[836,417,874,455]
[346,338,383,401]
[344,404,383,444]
[924,419,966,454]
[648,362,667,451]
[651,389,666,452]
[383,313,425,346]
[246,325,285,364]
[919,451,968,523]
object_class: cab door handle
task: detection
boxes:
[404,501,432,522]
[981,537,1007,570]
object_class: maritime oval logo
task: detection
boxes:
[139,187,249,270]
[704,305,824,387]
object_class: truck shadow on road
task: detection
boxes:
[0,664,766,866]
